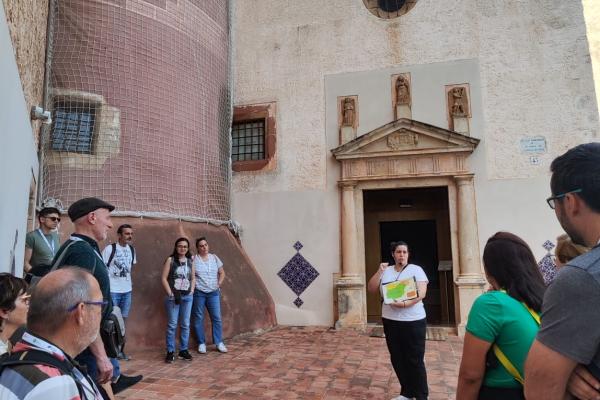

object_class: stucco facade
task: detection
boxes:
[231,0,600,327]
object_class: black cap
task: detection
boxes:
[68,197,115,221]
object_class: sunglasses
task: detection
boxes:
[44,216,61,222]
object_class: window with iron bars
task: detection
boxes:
[51,101,96,154]
[232,119,266,161]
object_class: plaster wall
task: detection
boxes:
[232,190,339,325]
[232,0,599,325]
[0,1,39,274]
[324,60,563,262]
[583,0,600,114]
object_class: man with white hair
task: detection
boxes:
[0,268,103,399]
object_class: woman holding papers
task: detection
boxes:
[456,232,545,399]
[367,241,429,400]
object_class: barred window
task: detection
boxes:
[232,119,266,161]
[51,102,96,153]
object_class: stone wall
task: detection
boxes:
[2,0,48,145]
[57,217,277,350]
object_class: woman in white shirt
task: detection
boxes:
[192,237,227,354]
[0,274,30,355]
[367,241,429,400]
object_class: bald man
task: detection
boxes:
[51,197,141,393]
[0,268,103,399]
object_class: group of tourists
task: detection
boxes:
[370,143,600,400]
[0,196,229,399]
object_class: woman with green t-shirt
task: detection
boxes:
[457,232,545,400]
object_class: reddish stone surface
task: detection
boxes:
[46,0,231,220]
[116,326,462,399]
[58,217,277,350]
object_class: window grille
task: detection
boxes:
[51,102,96,154]
[232,120,265,161]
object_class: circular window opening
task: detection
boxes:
[378,0,405,12]
[363,0,418,19]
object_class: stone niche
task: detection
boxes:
[446,84,471,135]
[392,73,412,120]
[338,95,359,145]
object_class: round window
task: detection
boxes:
[362,0,418,19]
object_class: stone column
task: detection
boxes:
[335,180,366,329]
[454,174,486,335]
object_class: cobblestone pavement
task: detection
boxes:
[119,326,462,400]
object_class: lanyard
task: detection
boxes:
[23,332,101,399]
[38,229,56,255]
[22,332,64,356]
[69,236,103,261]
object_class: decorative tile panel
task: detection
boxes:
[278,242,319,308]
[538,240,557,286]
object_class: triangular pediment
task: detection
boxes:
[331,118,479,160]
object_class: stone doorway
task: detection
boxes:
[364,187,454,325]
[331,118,486,333]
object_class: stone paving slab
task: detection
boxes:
[118,326,462,400]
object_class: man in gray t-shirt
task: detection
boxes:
[525,143,600,400]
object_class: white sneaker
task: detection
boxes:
[216,342,228,353]
[197,343,206,354]
[391,396,412,400]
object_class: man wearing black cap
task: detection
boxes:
[52,197,142,395]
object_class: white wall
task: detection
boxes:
[0,2,39,275]
[232,0,600,325]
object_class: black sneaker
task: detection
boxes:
[165,351,175,363]
[178,350,193,361]
[111,374,143,394]
[117,351,131,361]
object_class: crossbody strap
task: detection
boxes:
[492,299,540,385]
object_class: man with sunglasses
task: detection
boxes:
[24,207,61,273]
[51,197,142,395]
[525,143,600,400]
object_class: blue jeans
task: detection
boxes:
[165,293,193,352]
[192,289,223,345]
[76,348,120,382]
[111,291,132,319]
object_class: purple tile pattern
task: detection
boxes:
[539,240,557,285]
[543,240,555,252]
[278,242,319,307]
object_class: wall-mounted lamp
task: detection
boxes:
[30,106,52,125]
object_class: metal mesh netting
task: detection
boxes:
[40,0,232,223]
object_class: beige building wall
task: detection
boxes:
[232,0,600,326]
[583,0,600,114]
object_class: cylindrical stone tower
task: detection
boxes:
[41,0,275,349]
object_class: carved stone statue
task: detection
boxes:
[395,75,411,105]
[449,87,468,117]
[342,98,355,127]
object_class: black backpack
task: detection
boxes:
[106,243,136,269]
